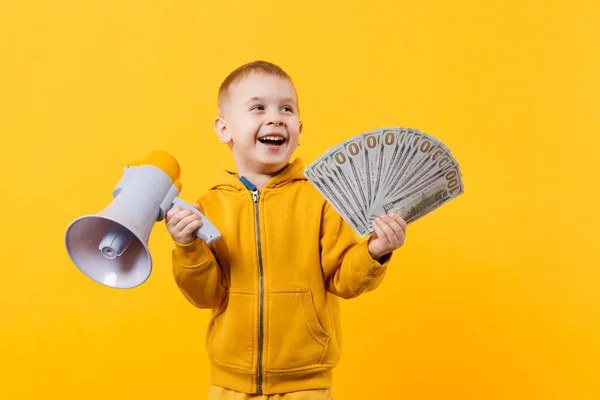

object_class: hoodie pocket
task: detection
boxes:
[207,290,255,370]
[266,288,331,371]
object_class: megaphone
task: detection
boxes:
[64,150,221,289]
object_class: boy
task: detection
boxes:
[165,61,407,399]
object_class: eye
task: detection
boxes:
[250,105,265,111]
[281,106,294,113]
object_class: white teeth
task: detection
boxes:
[260,136,284,141]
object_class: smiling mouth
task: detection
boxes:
[258,136,287,146]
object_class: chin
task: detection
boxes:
[258,157,291,173]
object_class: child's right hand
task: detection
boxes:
[165,204,203,245]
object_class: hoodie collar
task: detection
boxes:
[209,157,307,192]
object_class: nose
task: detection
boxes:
[266,110,286,127]
[267,119,285,127]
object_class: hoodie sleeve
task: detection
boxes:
[320,202,392,299]
[171,235,227,310]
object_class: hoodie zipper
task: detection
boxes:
[240,177,264,395]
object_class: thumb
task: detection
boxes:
[368,231,378,242]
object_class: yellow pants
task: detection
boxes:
[208,385,337,400]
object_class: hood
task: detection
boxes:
[208,157,307,192]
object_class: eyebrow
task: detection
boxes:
[246,96,297,105]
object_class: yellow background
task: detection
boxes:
[1,1,599,399]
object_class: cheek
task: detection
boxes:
[229,119,256,141]
[285,116,300,127]
[288,119,302,134]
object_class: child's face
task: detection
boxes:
[215,73,303,175]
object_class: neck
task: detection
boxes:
[238,164,289,190]
[239,171,273,191]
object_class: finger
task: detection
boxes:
[368,222,379,240]
[393,225,406,247]
[384,214,406,238]
[181,218,202,237]
[389,214,407,245]
[165,206,184,222]
[389,213,407,233]
[376,216,400,246]
[390,217,406,246]
[167,209,194,230]
[193,204,201,211]
[374,216,396,242]
[174,213,201,233]
[165,208,182,227]
[372,218,386,240]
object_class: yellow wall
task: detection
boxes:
[1,1,599,399]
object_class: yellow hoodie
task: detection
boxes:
[171,157,392,395]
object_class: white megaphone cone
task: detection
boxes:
[64,151,221,289]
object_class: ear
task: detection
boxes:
[214,116,232,144]
[299,120,303,135]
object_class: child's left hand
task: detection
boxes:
[367,213,407,261]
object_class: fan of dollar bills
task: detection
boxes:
[304,127,464,237]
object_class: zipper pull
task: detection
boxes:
[240,176,260,203]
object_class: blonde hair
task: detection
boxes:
[217,60,298,112]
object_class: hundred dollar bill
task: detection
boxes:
[387,134,447,197]
[304,167,368,236]
[380,164,464,224]
[327,144,369,216]
[399,133,442,180]
[341,135,370,212]
[392,177,462,224]
[371,127,405,212]
[364,127,406,224]
[388,129,427,192]
[380,154,457,212]
[378,127,403,185]
[377,128,417,205]
[306,126,464,235]
[361,128,384,209]
[396,146,455,195]
[315,157,369,229]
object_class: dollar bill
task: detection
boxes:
[327,144,369,216]
[315,157,370,229]
[360,128,383,208]
[341,135,370,212]
[384,164,464,224]
[304,126,464,237]
[386,134,447,198]
[375,128,415,207]
[304,167,368,237]
[397,146,455,194]
[374,127,404,200]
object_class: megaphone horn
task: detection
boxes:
[64,151,221,289]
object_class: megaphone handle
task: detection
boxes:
[171,198,222,245]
